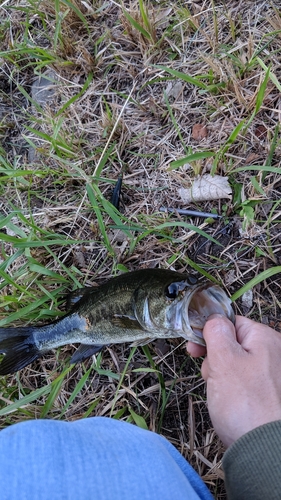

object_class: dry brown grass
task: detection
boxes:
[0,0,281,497]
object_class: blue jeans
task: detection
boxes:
[0,417,214,500]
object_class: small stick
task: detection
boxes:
[159,206,222,219]
[111,174,123,210]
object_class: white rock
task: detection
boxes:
[242,289,253,308]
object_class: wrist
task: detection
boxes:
[223,421,281,499]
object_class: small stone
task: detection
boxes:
[29,69,58,162]
[242,290,253,309]
[165,81,183,99]
[31,71,57,107]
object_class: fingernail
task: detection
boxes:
[206,313,227,321]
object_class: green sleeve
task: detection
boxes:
[223,420,281,499]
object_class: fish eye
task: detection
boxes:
[165,282,179,299]
[187,276,197,285]
[165,280,189,300]
[165,277,196,300]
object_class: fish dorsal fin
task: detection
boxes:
[70,344,104,364]
[112,315,143,330]
[65,287,91,309]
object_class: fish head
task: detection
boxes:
[133,273,234,345]
[173,282,235,345]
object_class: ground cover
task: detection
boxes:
[0,0,281,496]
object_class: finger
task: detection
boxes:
[203,314,240,364]
[201,357,209,381]
[186,341,206,358]
[235,315,281,350]
[201,315,237,380]
[234,315,256,344]
[203,314,237,342]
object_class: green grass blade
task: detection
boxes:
[28,262,69,281]
[54,0,68,51]
[257,57,281,91]
[156,65,208,90]
[40,380,64,418]
[223,120,245,149]
[59,366,92,417]
[113,407,127,420]
[183,256,220,282]
[40,366,74,418]
[163,91,189,153]
[86,183,115,255]
[231,165,281,174]
[123,9,152,40]
[231,267,281,301]
[128,407,148,430]
[0,268,31,296]
[154,221,223,246]
[109,347,137,417]
[255,66,270,115]
[212,119,246,174]
[93,184,132,238]
[138,0,150,31]
[141,344,167,430]
[0,294,61,326]
[61,0,90,35]
[0,170,44,182]
[82,398,101,418]
[56,72,93,117]
[92,143,116,180]
[265,124,279,167]
[169,151,215,170]
[0,385,51,416]
[92,367,120,380]
[250,176,266,196]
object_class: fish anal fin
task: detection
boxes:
[130,337,153,347]
[112,315,143,330]
[70,344,104,364]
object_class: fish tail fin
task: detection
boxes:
[0,327,40,375]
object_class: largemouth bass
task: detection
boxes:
[0,268,234,375]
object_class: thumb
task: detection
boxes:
[201,314,239,380]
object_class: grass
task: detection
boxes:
[1,0,281,497]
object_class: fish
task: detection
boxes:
[0,268,235,375]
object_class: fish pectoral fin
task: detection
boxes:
[130,337,153,347]
[112,315,143,330]
[70,344,104,364]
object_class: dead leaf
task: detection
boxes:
[192,123,208,141]
[254,124,267,139]
[155,8,172,23]
[244,152,260,164]
[73,250,86,268]
[178,174,232,203]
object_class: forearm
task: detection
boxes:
[223,420,281,500]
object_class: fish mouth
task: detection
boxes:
[182,283,235,345]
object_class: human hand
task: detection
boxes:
[186,315,281,447]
